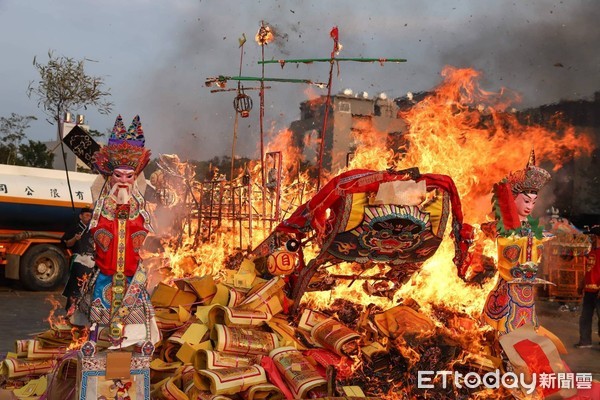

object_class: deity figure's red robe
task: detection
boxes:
[91,204,148,277]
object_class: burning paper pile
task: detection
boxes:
[0,323,77,398]
[130,259,510,399]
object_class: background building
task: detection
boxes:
[44,114,91,172]
[289,90,407,173]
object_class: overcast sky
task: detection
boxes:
[1,0,598,161]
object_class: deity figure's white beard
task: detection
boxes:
[109,183,133,204]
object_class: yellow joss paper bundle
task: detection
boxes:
[174,275,218,305]
[12,375,48,398]
[193,349,259,370]
[311,318,361,357]
[197,365,268,395]
[211,325,279,356]
[152,282,198,310]
[372,305,435,339]
[27,339,66,360]
[0,357,54,378]
[14,340,30,357]
[269,347,327,399]
[207,305,272,330]
[241,383,284,400]
[237,277,285,315]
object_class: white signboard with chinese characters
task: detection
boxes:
[0,164,96,206]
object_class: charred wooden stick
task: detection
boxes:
[327,274,389,281]
[258,57,407,65]
[326,365,337,396]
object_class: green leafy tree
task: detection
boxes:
[0,113,37,165]
[17,140,54,168]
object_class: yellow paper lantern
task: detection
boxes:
[267,251,297,276]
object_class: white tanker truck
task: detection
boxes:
[0,164,97,290]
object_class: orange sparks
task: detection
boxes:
[255,24,275,46]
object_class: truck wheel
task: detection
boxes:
[19,244,68,291]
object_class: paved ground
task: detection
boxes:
[536,299,600,378]
[0,284,62,355]
[0,282,598,380]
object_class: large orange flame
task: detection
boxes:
[42,65,595,399]
[159,66,594,320]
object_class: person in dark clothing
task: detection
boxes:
[61,207,95,319]
[575,229,600,348]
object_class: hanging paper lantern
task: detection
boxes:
[267,251,298,276]
[233,92,253,118]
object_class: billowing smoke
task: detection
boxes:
[133,0,599,164]
[437,1,600,107]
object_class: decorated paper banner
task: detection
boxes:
[62,125,101,169]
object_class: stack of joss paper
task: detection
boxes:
[146,257,504,399]
[0,323,75,399]
[1,256,510,399]
[146,258,380,399]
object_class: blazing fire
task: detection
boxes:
[301,66,593,316]
[43,295,89,350]
[44,295,68,331]
[139,66,593,398]
[255,23,275,46]
[30,66,594,399]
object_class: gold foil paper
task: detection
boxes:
[311,318,361,356]
[193,349,258,370]
[237,277,285,315]
[208,305,272,330]
[197,365,268,395]
[269,346,327,398]
[241,383,284,400]
[211,324,279,356]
